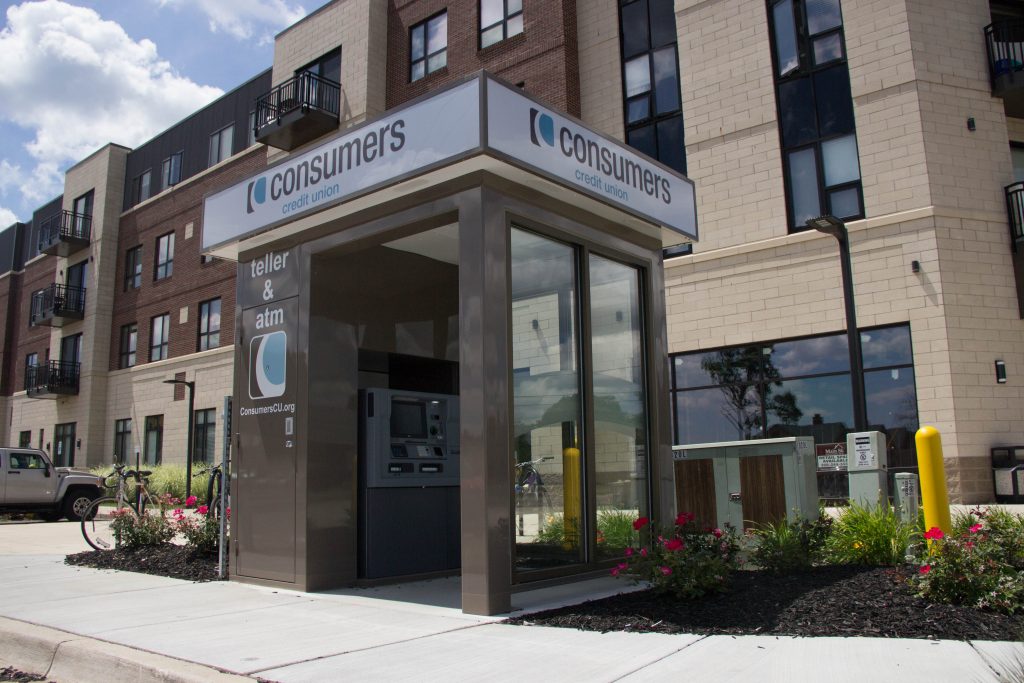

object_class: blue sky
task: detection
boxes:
[0,0,314,225]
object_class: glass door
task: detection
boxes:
[53,423,76,467]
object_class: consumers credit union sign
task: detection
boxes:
[202,73,697,251]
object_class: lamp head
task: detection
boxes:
[806,214,846,240]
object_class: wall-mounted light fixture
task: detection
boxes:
[996,360,1007,384]
[911,260,920,273]
[531,319,538,330]
[967,117,976,131]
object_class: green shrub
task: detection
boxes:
[912,525,1024,613]
[173,507,222,554]
[91,464,210,503]
[824,500,917,566]
[596,509,639,550]
[614,513,740,600]
[750,514,832,574]
[952,506,1024,570]
[109,508,175,549]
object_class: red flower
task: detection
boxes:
[185,495,198,507]
[624,547,634,557]
[923,527,944,541]
[664,538,684,552]
[610,567,620,577]
[633,517,649,531]
[640,548,648,557]
[712,528,723,538]
[660,566,672,576]
[197,505,209,515]
[919,564,931,575]
[969,523,983,533]
[675,512,695,526]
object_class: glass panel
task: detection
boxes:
[1012,146,1024,183]
[806,0,842,35]
[828,187,860,219]
[861,325,912,369]
[787,147,821,227]
[508,0,522,13]
[480,0,503,29]
[778,77,816,147]
[768,334,848,376]
[621,0,649,58]
[624,55,651,98]
[589,254,648,560]
[865,367,918,431]
[772,0,799,76]
[219,125,233,162]
[813,33,843,64]
[427,51,447,72]
[652,46,681,114]
[507,13,523,38]
[626,124,656,158]
[814,65,855,137]
[676,386,763,443]
[649,0,676,48]
[626,96,649,123]
[674,346,762,389]
[411,61,425,82]
[656,116,685,173]
[766,375,854,440]
[481,24,503,48]
[427,14,446,54]
[822,134,860,186]
[411,24,425,60]
[510,228,585,571]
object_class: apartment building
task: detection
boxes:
[0,0,1020,609]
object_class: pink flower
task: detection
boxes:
[965,541,975,550]
[172,508,184,518]
[170,497,181,505]
[923,527,944,541]
[185,495,198,507]
[675,512,695,526]
[664,538,684,552]
[640,548,648,557]
[624,547,634,557]
[919,564,931,575]
[633,517,649,531]
[197,505,209,515]
[970,523,983,533]
[660,566,672,576]
[712,528,723,538]
[617,562,628,572]
[610,568,620,577]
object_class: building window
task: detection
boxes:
[144,415,163,466]
[411,12,448,82]
[480,0,523,48]
[767,0,862,231]
[209,124,234,166]
[25,352,37,374]
[198,298,221,351]
[150,313,170,362]
[114,418,132,464]
[18,431,31,448]
[247,111,256,147]
[131,170,152,205]
[155,232,174,280]
[194,408,216,464]
[299,48,341,84]
[119,323,137,368]
[53,422,76,468]
[670,324,917,500]
[124,246,142,291]
[619,0,685,174]
[162,151,182,188]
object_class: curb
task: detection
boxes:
[0,616,253,683]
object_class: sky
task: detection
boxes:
[0,0,314,226]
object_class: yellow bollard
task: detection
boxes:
[562,447,581,550]
[915,426,951,535]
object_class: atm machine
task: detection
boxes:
[358,388,460,579]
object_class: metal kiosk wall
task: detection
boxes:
[203,73,697,615]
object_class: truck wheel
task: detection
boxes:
[62,490,98,522]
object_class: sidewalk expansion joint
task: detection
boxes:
[607,634,709,682]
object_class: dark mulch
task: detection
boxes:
[65,545,222,582]
[0,667,48,682]
[508,565,1024,641]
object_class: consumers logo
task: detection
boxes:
[248,330,287,399]
[529,109,555,147]
[246,177,267,214]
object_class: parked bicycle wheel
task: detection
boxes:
[80,497,138,551]
[207,495,222,520]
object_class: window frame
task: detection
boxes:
[193,408,216,464]
[154,232,175,281]
[161,151,183,189]
[150,313,170,362]
[114,418,132,464]
[479,0,524,49]
[197,298,221,352]
[124,245,142,291]
[209,124,234,167]
[132,169,152,205]
[119,323,137,369]
[410,11,448,82]
[144,415,163,466]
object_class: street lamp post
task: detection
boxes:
[806,215,868,432]
[163,378,196,498]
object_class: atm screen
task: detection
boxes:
[391,400,427,439]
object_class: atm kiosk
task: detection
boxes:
[358,388,460,579]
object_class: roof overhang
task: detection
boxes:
[202,72,698,260]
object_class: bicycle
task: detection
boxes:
[80,464,162,551]
[514,456,553,536]
[194,461,229,519]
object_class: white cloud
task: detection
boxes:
[155,0,306,42]
[0,207,17,226]
[0,1,224,207]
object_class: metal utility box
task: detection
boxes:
[671,437,817,531]
[846,431,887,506]
[992,446,1024,503]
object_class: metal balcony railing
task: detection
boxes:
[1006,182,1024,246]
[253,72,341,150]
[38,210,91,255]
[30,283,86,326]
[25,360,80,397]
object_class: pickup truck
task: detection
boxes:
[0,448,104,521]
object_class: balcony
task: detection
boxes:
[30,284,86,327]
[38,210,91,257]
[1006,182,1024,247]
[254,72,340,151]
[986,20,1024,118]
[25,360,80,398]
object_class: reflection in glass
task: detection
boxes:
[627,97,650,124]
[627,124,656,159]
[814,66,855,137]
[625,56,652,98]
[822,134,860,186]
[861,325,912,368]
[772,0,799,76]
[778,77,816,147]
[769,334,847,376]
[766,375,853,441]
[813,33,843,64]
[657,117,685,173]
[676,386,762,444]
[621,0,649,58]
[828,187,860,219]
[510,228,585,571]
[649,0,676,48]
[589,255,648,559]
[653,47,681,114]
[787,147,821,227]
[806,0,842,34]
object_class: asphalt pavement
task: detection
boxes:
[0,520,1021,682]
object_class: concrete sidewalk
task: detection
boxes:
[0,523,1022,682]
